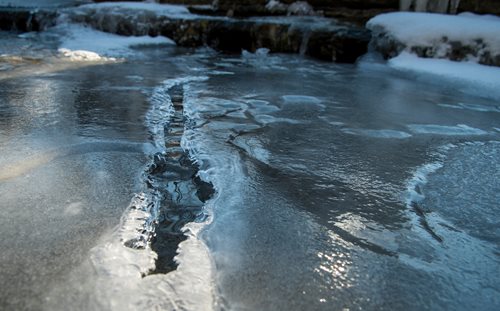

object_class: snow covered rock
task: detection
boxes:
[367,12,500,66]
[62,2,370,63]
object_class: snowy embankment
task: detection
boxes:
[57,24,175,61]
[55,2,187,62]
[367,12,500,94]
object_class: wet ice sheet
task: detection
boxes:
[0,39,208,310]
[182,53,500,310]
[1,21,500,311]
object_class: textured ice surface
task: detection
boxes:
[2,22,500,310]
[402,142,500,309]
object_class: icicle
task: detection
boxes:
[414,0,429,12]
[449,0,460,14]
[400,0,413,11]
[400,0,461,14]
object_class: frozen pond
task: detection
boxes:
[0,15,499,311]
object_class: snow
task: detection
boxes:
[367,12,500,97]
[389,52,500,92]
[57,24,174,61]
[76,1,193,18]
[266,0,287,12]
[367,12,500,52]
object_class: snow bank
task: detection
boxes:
[389,52,500,94]
[367,12,500,66]
[57,24,174,61]
[368,12,500,50]
[75,1,193,18]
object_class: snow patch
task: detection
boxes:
[367,12,500,52]
[57,24,174,61]
[389,52,500,93]
[75,1,193,18]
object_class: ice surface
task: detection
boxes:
[367,12,500,51]
[407,124,488,135]
[401,142,500,303]
[61,77,216,311]
[57,24,174,61]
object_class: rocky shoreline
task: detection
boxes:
[0,5,371,63]
[0,1,499,66]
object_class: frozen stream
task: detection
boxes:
[0,17,499,311]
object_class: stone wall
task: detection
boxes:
[211,0,399,23]
[400,0,500,14]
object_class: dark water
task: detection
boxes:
[0,9,499,311]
